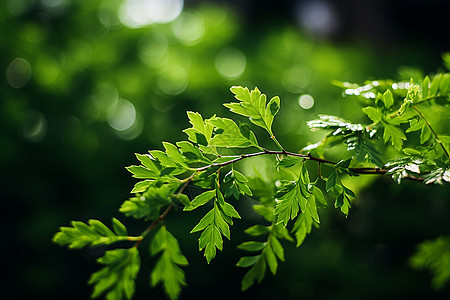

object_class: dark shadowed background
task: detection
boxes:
[1,0,449,299]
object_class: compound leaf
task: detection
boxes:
[208,117,260,148]
[150,226,188,300]
[89,248,140,300]
[225,86,280,135]
[53,219,139,249]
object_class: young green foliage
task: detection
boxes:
[236,214,293,291]
[225,86,280,135]
[207,117,261,149]
[188,181,241,263]
[150,225,188,300]
[224,166,253,199]
[410,236,450,290]
[89,248,140,300]
[53,218,141,249]
[54,64,450,300]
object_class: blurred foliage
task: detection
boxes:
[1,0,449,299]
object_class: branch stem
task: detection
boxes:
[197,150,423,181]
[133,171,197,248]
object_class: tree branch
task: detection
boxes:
[196,149,425,182]
[133,171,197,248]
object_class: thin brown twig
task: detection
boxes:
[133,171,197,248]
[196,149,424,182]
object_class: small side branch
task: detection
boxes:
[133,171,197,248]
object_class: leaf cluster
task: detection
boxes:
[54,62,450,299]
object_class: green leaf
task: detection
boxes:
[225,169,253,199]
[135,153,160,172]
[244,225,270,236]
[185,111,214,141]
[236,255,261,267]
[403,148,422,156]
[190,187,240,263]
[335,192,344,208]
[312,186,326,206]
[53,219,138,249]
[190,209,215,233]
[89,248,140,300]
[382,89,394,108]
[130,180,153,193]
[306,190,320,223]
[225,86,280,134]
[112,218,128,236]
[120,183,175,220]
[422,76,430,98]
[183,190,215,211]
[238,234,284,290]
[252,205,274,222]
[176,141,210,163]
[150,226,188,300]
[277,156,303,168]
[237,241,266,252]
[219,201,241,220]
[272,224,294,242]
[269,235,285,261]
[326,171,337,192]
[292,212,313,247]
[149,150,177,168]
[240,255,266,291]
[163,142,187,166]
[268,96,281,117]
[265,244,278,274]
[440,73,450,94]
[420,124,432,144]
[410,236,450,290]
[183,112,216,155]
[208,117,260,148]
[429,74,442,96]
[274,183,301,226]
[406,118,425,133]
[362,106,382,122]
[126,165,159,179]
[383,124,406,150]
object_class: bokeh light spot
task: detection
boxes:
[34,55,61,86]
[107,99,136,131]
[296,0,338,36]
[92,82,119,119]
[215,48,246,80]
[22,111,47,142]
[23,23,48,44]
[172,12,205,45]
[65,41,93,72]
[281,65,311,93]
[298,94,315,109]
[40,0,71,16]
[139,32,169,68]
[97,0,123,29]
[157,65,189,95]
[115,112,143,140]
[119,0,183,28]
[6,58,32,89]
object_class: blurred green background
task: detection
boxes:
[1,0,449,299]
